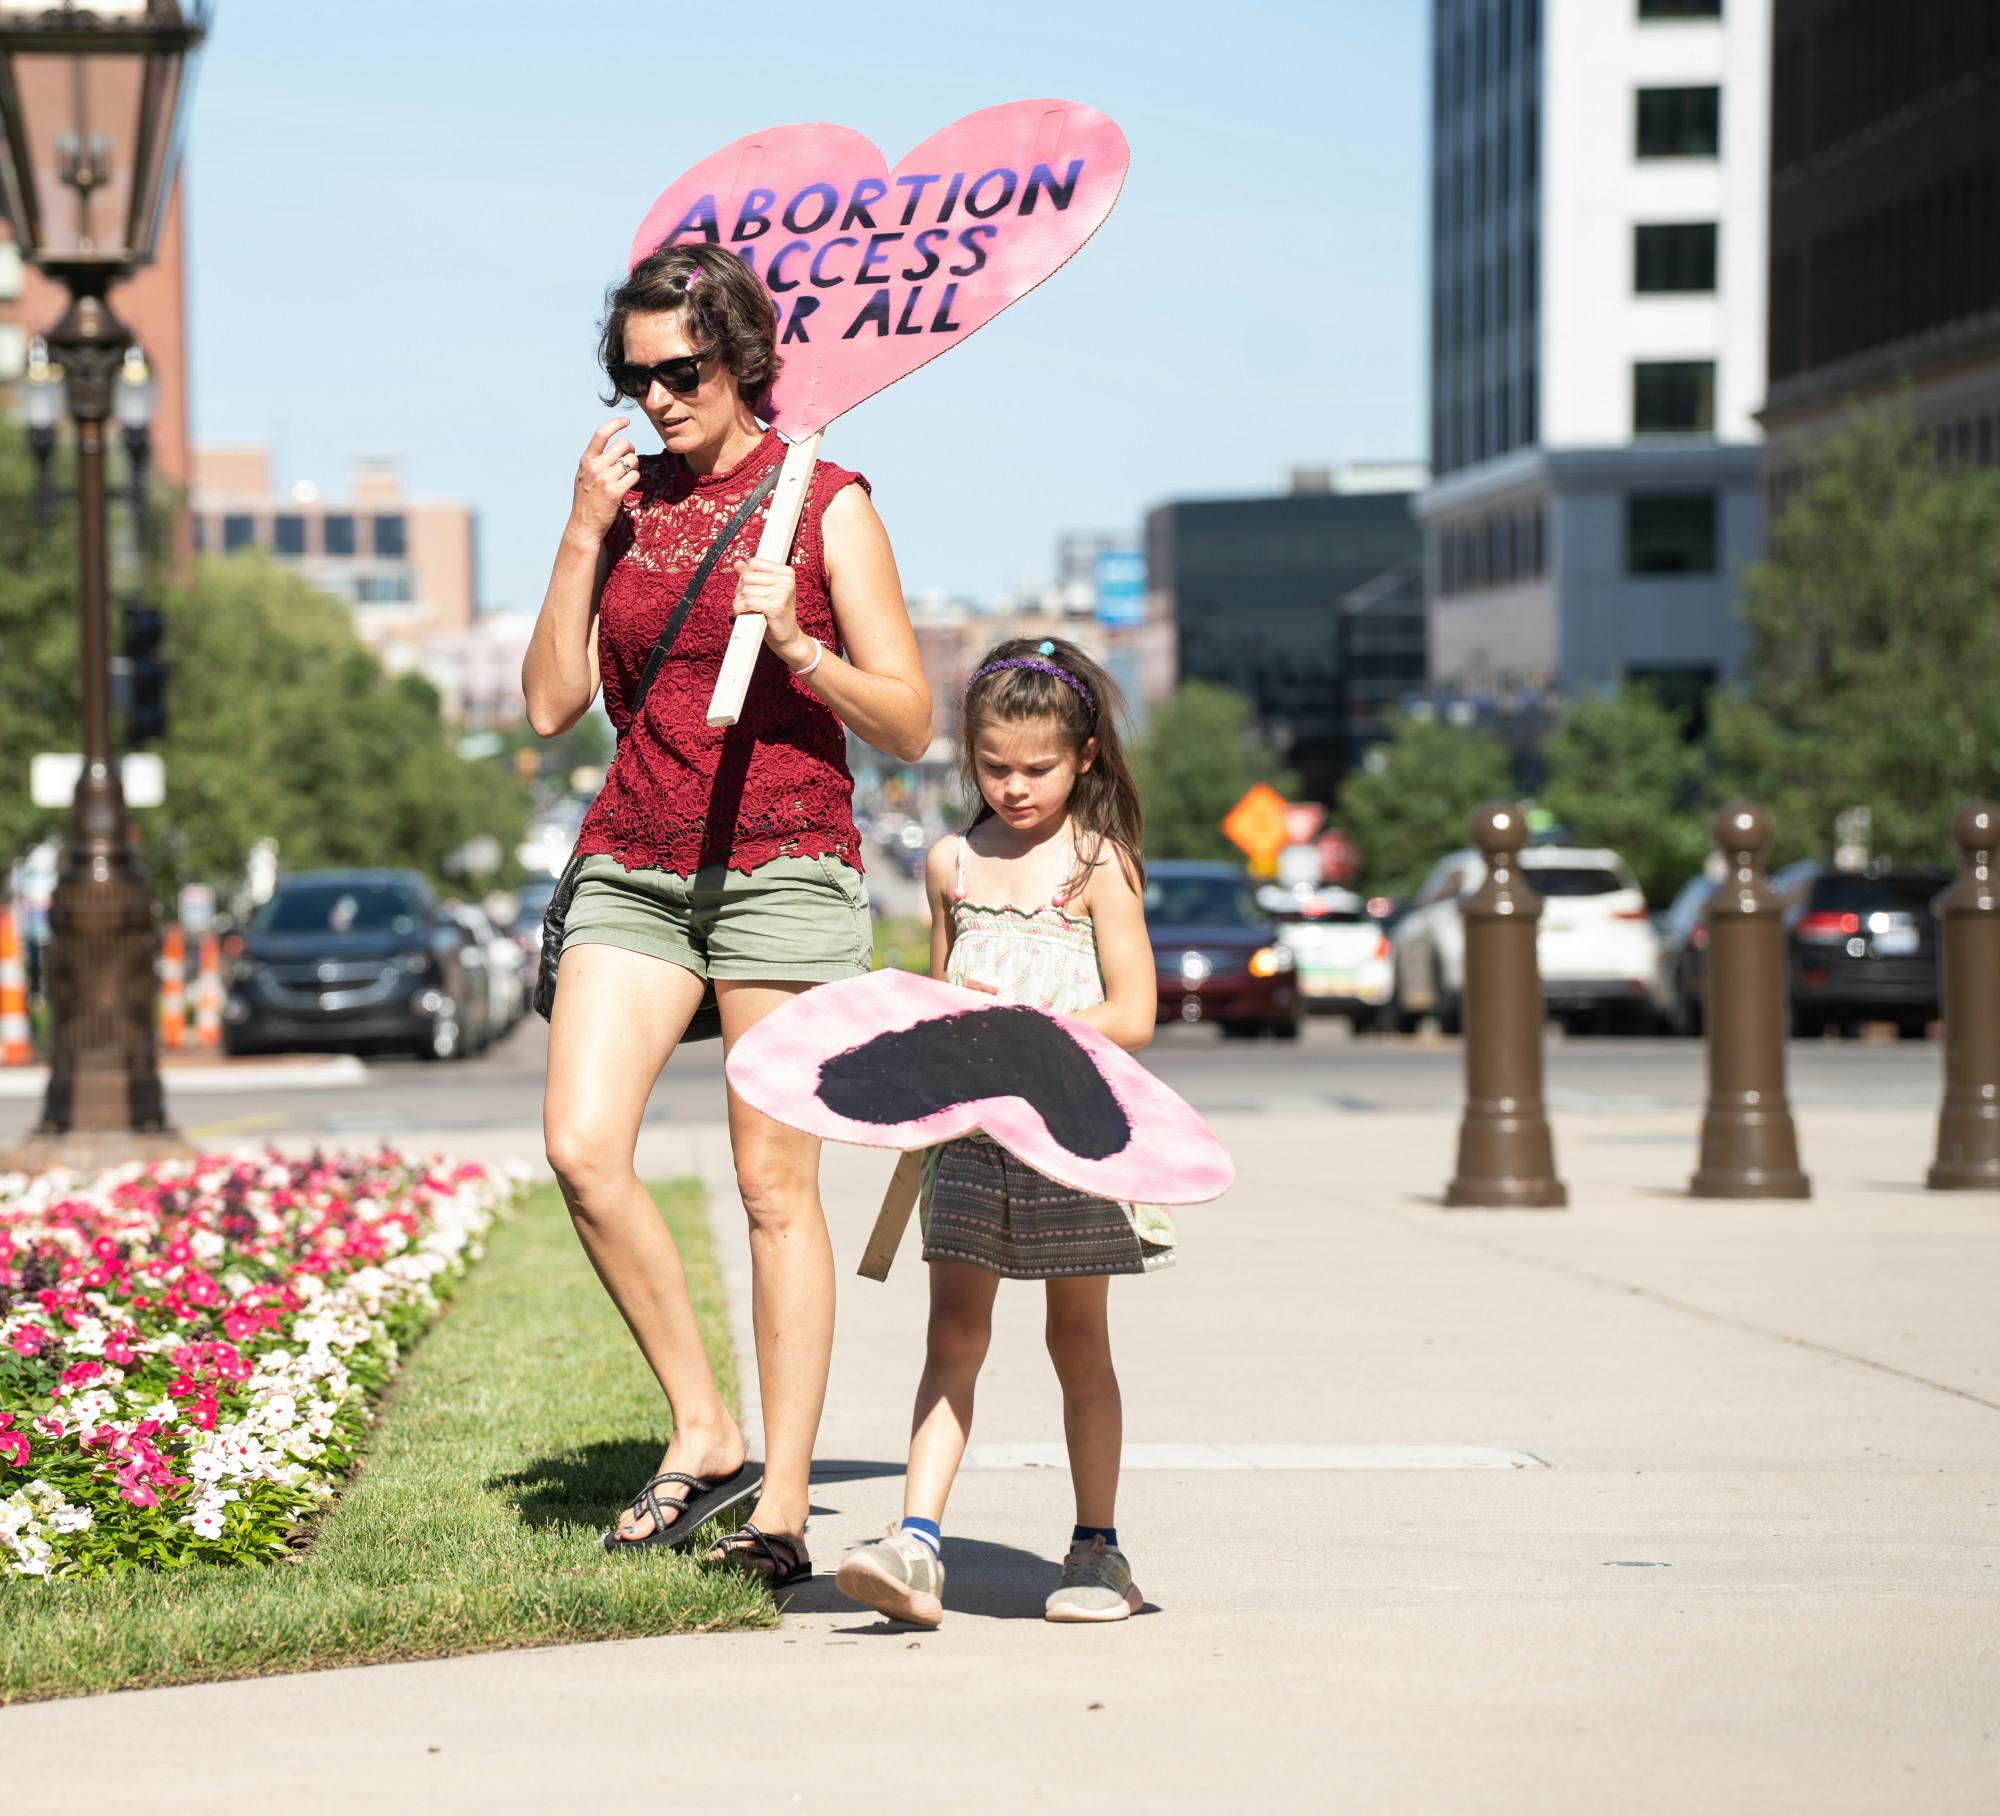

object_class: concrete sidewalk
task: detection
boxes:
[7,1101,1999,1813]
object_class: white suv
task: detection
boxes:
[1389,846,1661,1033]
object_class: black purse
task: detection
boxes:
[533,465,782,1031]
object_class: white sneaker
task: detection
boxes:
[835,1527,946,1628]
[1044,1536,1142,1622]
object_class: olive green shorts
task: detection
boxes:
[560,852,872,983]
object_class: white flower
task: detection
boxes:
[67,1388,116,1428]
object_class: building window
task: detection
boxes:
[1627,492,1719,574]
[1635,222,1717,292]
[1636,86,1720,158]
[193,516,208,554]
[1639,0,1721,17]
[373,514,407,558]
[273,514,306,557]
[223,514,256,553]
[357,573,414,605]
[323,513,356,557]
[1633,361,1716,434]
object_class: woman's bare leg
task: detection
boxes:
[544,944,744,1539]
[902,1259,1001,1523]
[716,979,839,1541]
[1045,1276,1121,1530]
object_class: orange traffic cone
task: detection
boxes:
[194,932,222,1049]
[0,905,30,1066]
[160,922,187,1050]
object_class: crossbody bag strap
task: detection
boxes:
[624,463,783,730]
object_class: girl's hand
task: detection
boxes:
[568,416,640,541]
[731,557,811,666]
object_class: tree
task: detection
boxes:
[1715,406,2000,867]
[1537,684,1712,902]
[0,415,94,873]
[1336,712,1514,899]
[1132,681,1298,861]
[498,709,611,803]
[136,553,536,899]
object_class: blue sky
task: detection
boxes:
[185,0,1424,612]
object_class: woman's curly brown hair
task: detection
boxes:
[597,242,782,413]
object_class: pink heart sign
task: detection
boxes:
[629,101,1129,434]
[724,970,1235,1206]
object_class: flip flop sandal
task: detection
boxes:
[702,1522,813,1589]
[600,1463,759,1554]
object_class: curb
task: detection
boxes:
[0,1055,370,1099]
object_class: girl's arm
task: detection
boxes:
[924,838,958,981]
[732,483,933,762]
[1073,846,1156,1052]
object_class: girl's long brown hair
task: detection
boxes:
[959,636,1145,897]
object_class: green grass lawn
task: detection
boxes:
[0,1178,776,1704]
[872,914,931,974]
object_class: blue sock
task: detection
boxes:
[1073,1523,1118,1549]
[899,1516,942,1557]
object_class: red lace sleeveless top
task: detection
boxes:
[574,428,867,877]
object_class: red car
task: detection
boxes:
[1145,861,1301,1039]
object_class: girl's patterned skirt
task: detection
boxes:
[920,1134,1176,1281]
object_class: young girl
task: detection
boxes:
[835,636,1169,1628]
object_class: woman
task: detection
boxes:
[522,243,931,1585]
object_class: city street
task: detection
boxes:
[5,1014,1994,1811]
[0,1013,1950,1155]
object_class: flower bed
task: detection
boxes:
[0,1151,522,1579]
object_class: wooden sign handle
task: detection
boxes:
[858,1148,927,1282]
[705,431,823,728]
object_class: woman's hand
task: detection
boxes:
[568,416,640,541]
[731,556,813,668]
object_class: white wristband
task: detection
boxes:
[793,636,824,679]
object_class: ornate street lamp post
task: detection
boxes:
[0,1,208,1172]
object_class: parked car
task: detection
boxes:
[1651,871,1715,1036]
[1390,845,1661,1033]
[1775,862,1948,1037]
[224,869,475,1061]
[509,874,561,983]
[449,901,527,1038]
[1257,884,1394,1027]
[1145,861,1301,1039]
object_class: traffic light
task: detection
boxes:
[121,605,169,746]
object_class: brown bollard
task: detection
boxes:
[1927,800,2000,1190]
[1446,802,1567,1208]
[1690,802,1810,1198]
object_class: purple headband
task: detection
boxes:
[968,645,1096,717]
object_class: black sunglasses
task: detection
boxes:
[608,350,712,401]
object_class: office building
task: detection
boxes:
[1419,0,1769,709]
[1147,466,1424,801]
[190,446,476,646]
[1763,0,2000,504]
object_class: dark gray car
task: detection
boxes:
[224,869,476,1060]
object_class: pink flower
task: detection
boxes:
[10,1326,45,1357]
[60,1360,104,1390]
[35,1416,65,1441]
[104,1330,138,1367]
[0,1418,29,1469]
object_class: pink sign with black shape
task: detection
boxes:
[725,970,1234,1279]
[628,100,1129,727]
